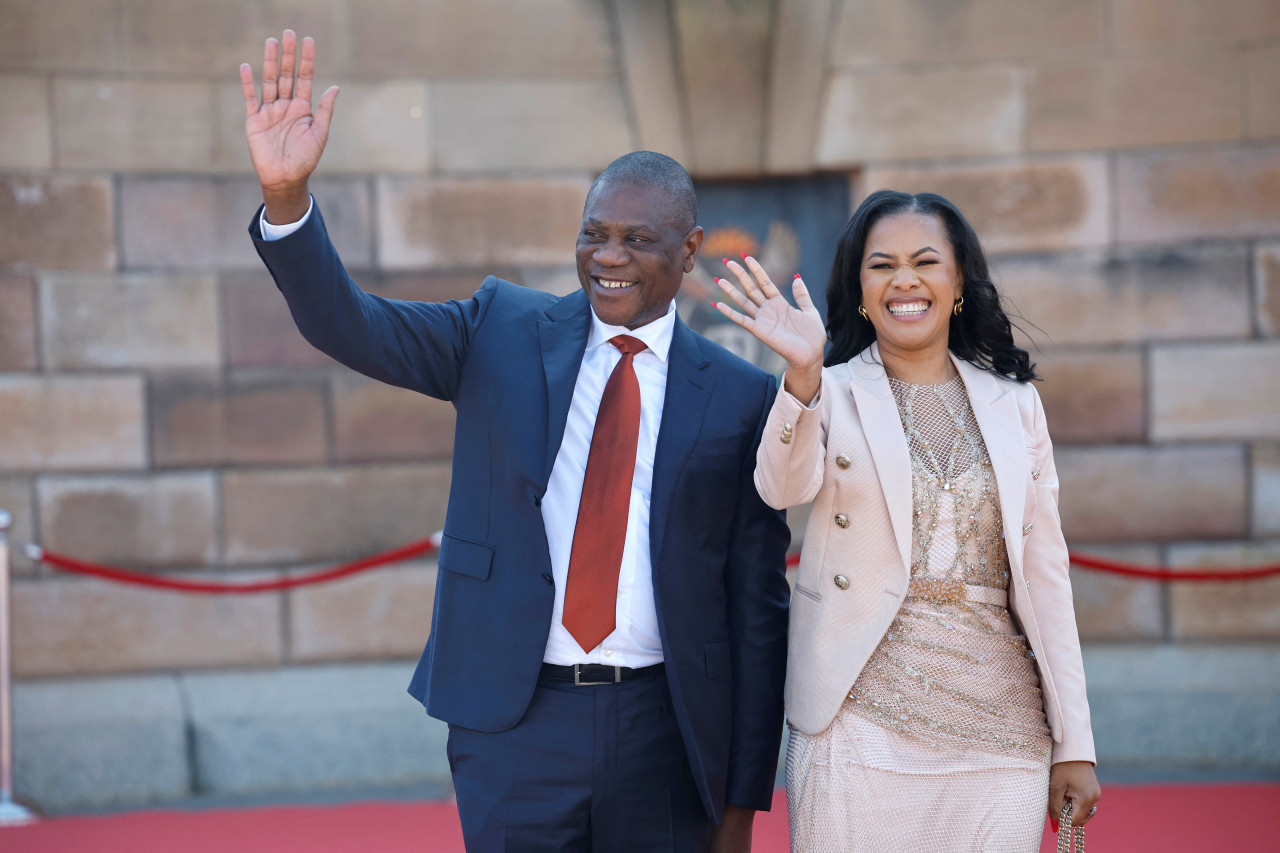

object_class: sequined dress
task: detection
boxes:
[786,376,1052,852]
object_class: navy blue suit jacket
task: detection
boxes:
[251,205,791,819]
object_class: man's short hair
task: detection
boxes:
[585,151,698,233]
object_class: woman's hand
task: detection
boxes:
[1049,760,1101,831]
[713,256,827,404]
[240,30,340,224]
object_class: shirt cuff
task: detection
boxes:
[259,196,314,241]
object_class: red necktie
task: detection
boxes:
[562,335,647,653]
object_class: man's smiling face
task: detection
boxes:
[575,180,702,329]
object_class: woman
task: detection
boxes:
[713,191,1100,851]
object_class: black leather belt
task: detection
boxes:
[539,662,665,686]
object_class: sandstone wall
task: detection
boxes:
[1,0,1277,679]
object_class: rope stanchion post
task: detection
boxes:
[0,509,36,826]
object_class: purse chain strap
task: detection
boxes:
[1055,802,1086,853]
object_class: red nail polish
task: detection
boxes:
[793,273,801,279]
[1050,818,1059,833]
[740,252,748,259]
[722,258,729,264]
[710,301,717,308]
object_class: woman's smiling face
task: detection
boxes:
[859,212,963,359]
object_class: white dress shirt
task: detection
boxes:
[259,199,671,667]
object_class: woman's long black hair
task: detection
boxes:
[824,190,1038,382]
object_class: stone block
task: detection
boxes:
[38,473,219,567]
[818,67,1021,164]
[0,175,116,271]
[221,464,451,564]
[1151,342,1280,441]
[1028,54,1243,152]
[1034,349,1145,445]
[1167,540,1280,639]
[40,272,221,369]
[377,177,591,270]
[12,572,283,677]
[0,75,52,168]
[521,265,583,297]
[1258,243,1280,336]
[0,0,118,71]
[674,0,770,175]
[332,373,455,463]
[0,477,37,576]
[120,178,219,269]
[860,157,1109,254]
[831,0,1105,66]
[218,177,374,269]
[1247,45,1280,139]
[434,81,630,173]
[216,81,430,175]
[184,663,449,795]
[289,561,436,661]
[0,275,38,370]
[150,376,328,468]
[222,269,333,368]
[13,675,189,813]
[1056,445,1247,541]
[1111,0,1280,50]
[0,375,146,471]
[376,271,506,305]
[613,0,691,167]
[1068,543,1165,640]
[763,0,829,172]
[1116,145,1280,243]
[1255,444,1280,536]
[1083,643,1280,771]
[54,78,214,171]
[347,0,611,78]
[120,0,338,74]
[994,244,1251,346]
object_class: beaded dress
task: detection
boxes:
[786,375,1052,852]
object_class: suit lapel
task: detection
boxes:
[953,356,1029,578]
[648,319,713,569]
[536,291,592,486]
[847,344,913,577]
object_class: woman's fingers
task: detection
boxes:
[722,257,765,306]
[278,30,297,100]
[711,299,756,333]
[791,275,815,311]
[743,255,781,300]
[714,275,758,318]
[295,36,316,105]
[239,63,259,118]
[261,37,279,103]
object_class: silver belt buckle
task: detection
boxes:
[573,664,622,686]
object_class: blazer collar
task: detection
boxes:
[847,342,1029,578]
[536,291,592,486]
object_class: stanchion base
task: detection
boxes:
[0,799,37,827]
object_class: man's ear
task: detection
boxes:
[683,226,704,273]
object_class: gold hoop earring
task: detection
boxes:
[953,296,964,316]
[858,305,869,320]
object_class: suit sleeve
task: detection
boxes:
[249,203,497,401]
[1024,385,1096,765]
[724,374,793,811]
[754,374,828,510]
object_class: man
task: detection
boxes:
[240,30,790,852]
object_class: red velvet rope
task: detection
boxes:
[28,536,441,594]
[23,538,1280,593]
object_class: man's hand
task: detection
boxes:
[710,805,755,853]
[240,29,339,224]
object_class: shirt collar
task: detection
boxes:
[586,301,676,363]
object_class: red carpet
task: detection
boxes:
[4,785,1277,852]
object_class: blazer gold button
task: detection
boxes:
[1032,467,1042,481]
[834,575,850,590]
[836,454,851,469]
[834,513,849,528]
[780,422,793,444]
